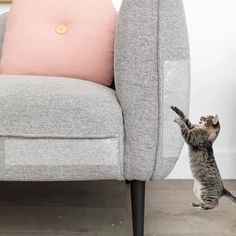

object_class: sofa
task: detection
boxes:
[0,0,190,235]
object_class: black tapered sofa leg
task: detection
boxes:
[131,180,145,236]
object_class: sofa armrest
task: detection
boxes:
[0,12,8,58]
[114,0,190,181]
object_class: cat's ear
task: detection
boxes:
[212,115,219,125]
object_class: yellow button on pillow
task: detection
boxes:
[56,24,68,34]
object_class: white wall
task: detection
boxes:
[0,0,236,179]
[169,0,236,179]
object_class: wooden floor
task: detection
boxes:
[0,180,235,235]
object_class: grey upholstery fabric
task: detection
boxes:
[0,75,124,181]
[0,75,123,138]
[114,0,190,180]
[0,12,7,58]
[0,0,190,181]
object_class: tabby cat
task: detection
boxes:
[171,106,236,210]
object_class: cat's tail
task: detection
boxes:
[223,188,236,204]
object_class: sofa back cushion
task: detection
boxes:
[0,0,116,86]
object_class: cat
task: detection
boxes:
[171,106,236,210]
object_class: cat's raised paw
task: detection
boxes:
[170,106,178,112]
[174,118,182,124]
[171,106,186,119]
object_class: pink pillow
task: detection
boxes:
[0,0,116,86]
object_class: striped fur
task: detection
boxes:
[171,106,236,210]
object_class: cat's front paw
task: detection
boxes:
[171,106,178,112]
[171,106,179,115]
[174,118,182,124]
[171,106,186,120]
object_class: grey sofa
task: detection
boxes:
[0,0,190,235]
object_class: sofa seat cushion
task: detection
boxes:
[0,75,122,137]
[0,75,124,181]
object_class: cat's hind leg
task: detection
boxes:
[192,181,202,208]
[200,193,219,210]
[191,201,217,210]
[200,201,218,210]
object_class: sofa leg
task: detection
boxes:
[130,180,145,236]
